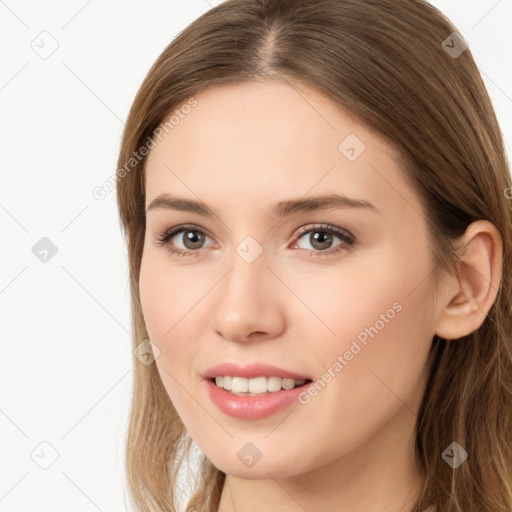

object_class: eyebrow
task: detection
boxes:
[146,192,379,217]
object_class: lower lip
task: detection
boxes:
[205,379,311,420]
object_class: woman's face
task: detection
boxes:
[140,80,443,479]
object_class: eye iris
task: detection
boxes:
[310,231,333,250]
[183,230,204,250]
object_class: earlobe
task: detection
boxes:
[435,220,503,341]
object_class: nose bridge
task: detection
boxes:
[221,239,269,310]
[211,237,285,341]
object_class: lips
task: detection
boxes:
[203,362,312,381]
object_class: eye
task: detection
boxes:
[155,224,214,257]
[291,223,356,256]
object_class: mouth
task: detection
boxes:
[209,376,313,396]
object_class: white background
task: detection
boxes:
[0,1,511,511]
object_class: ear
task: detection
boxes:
[435,220,503,340]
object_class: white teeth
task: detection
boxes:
[232,376,249,392]
[223,376,232,390]
[267,376,283,392]
[249,376,267,393]
[282,378,296,390]
[213,376,307,394]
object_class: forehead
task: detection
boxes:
[148,79,384,163]
[144,80,422,221]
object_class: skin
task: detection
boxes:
[139,80,502,511]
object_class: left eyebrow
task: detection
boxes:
[146,192,380,217]
[272,193,380,217]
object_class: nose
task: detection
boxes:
[210,247,286,343]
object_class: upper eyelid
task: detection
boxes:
[294,223,353,238]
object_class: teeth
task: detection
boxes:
[248,376,266,393]
[232,376,249,393]
[213,376,307,394]
[268,376,284,392]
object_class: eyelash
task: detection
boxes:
[154,223,356,258]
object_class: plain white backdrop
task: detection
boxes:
[0,1,511,511]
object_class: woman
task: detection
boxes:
[116,1,512,510]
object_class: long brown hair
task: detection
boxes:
[116,1,512,510]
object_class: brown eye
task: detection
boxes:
[155,224,214,256]
[307,231,334,251]
[180,230,206,250]
[292,224,356,256]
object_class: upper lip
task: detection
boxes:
[203,362,312,381]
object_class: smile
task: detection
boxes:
[212,375,308,395]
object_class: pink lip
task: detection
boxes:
[203,362,311,381]
[204,379,312,419]
[202,362,313,420]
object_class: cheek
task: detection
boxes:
[139,254,206,418]
[139,247,205,341]
[288,243,433,343]
[290,242,435,399]
[139,260,169,339]
[138,252,201,385]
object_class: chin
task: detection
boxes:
[207,452,306,480]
